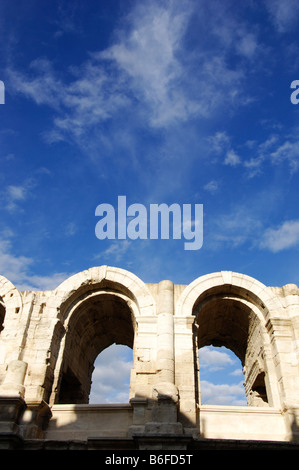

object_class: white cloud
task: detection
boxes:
[2,171,50,212]
[260,220,299,252]
[0,237,70,291]
[270,140,299,173]
[8,58,63,109]
[7,2,194,137]
[3,182,33,212]
[5,185,27,211]
[89,344,132,404]
[65,222,77,237]
[0,238,32,287]
[6,0,256,151]
[7,57,128,147]
[198,346,246,405]
[230,368,244,377]
[95,240,131,263]
[7,185,26,201]
[22,272,71,291]
[224,149,241,166]
[254,133,299,175]
[100,1,200,127]
[265,0,299,33]
[207,131,231,155]
[199,346,235,371]
[208,129,299,178]
[236,32,258,59]
[204,180,219,194]
[210,204,264,249]
[243,155,264,178]
[206,132,241,167]
[200,380,246,406]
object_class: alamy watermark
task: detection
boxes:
[95,196,203,250]
[290,80,299,104]
[0,81,4,104]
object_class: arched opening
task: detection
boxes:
[194,292,270,407]
[55,292,135,404]
[0,298,5,332]
[89,344,133,404]
[198,345,246,405]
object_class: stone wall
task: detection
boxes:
[0,267,299,449]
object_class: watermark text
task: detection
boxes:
[0,81,4,104]
[290,80,299,104]
[95,196,203,250]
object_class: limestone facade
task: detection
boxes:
[0,266,299,449]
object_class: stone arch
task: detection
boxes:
[176,271,284,321]
[176,271,285,408]
[0,277,23,386]
[53,265,156,321]
[0,276,22,332]
[47,266,156,405]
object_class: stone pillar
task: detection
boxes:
[128,397,149,436]
[0,360,52,442]
[144,281,183,436]
[266,318,299,406]
[0,360,28,447]
[266,317,299,441]
[20,400,52,439]
[0,360,28,397]
[174,316,199,430]
[156,280,175,385]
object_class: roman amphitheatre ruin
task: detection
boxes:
[0,266,299,449]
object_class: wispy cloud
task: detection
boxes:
[245,132,299,176]
[89,344,132,404]
[224,149,241,167]
[2,168,52,212]
[206,131,242,167]
[207,128,299,178]
[206,131,231,156]
[99,1,196,127]
[0,237,70,291]
[260,220,299,253]
[5,184,28,211]
[199,345,235,372]
[209,204,264,250]
[2,179,34,212]
[270,139,299,174]
[8,58,63,109]
[265,0,299,33]
[203,180,219,194]
[6,0,258,153]
[200,380,246,406]
[198,346,246,405]
[95,240,131,263]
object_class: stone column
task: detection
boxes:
[174,316,199,430]
[0,360,28,397]
[266,317,299,441]
[20,401,52,439]
[144,281,183,436]
[0,360,27,447]
[156,280,175,385]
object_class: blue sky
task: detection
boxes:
[89,344,246,406]
[1,0,299,405]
